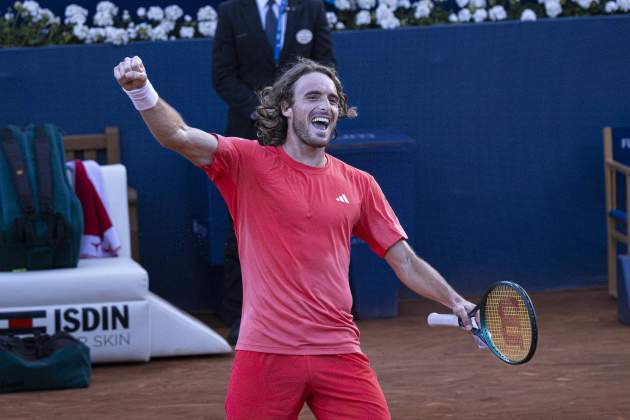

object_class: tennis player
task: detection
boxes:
[114,55,477,420]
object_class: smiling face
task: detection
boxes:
[282,71,340,150]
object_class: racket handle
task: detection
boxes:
[427,313,460,327]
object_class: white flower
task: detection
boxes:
[605,0,619,10]
[335,0,354,10]
[575,0,593,9]
[93,11,114,27]
[65,4,88,25]
[376,3,394,20]
[122,9,130,21]
[105,26,129,45]
[335,21,346,29]
[72,24,88,40]
[4,12,15,20]
[470,0,486,8]
[456,0,470,9]
[126,26,138,39]
[21,1,40,18]
[150,24,168,41]
[179,26,195,38]
[380,16,400,28]
[97,1,118,14]
[137,7,146,17]
[617,0,630,11]
[489,5,506,20]
[448,12,458,22]
[184,14,192,22]
[197,5,217,20]
[520,8,537,20]
[165,5,184,21]
[40,8,58,24]
[198,20,217,36]
[147,6,164,21]
[358,0,376,9]
[86,27,106,43]
[457,7,471,21]
[414,0,433,18]
[158,20,175,32]
[356,9,372,24]
[135,22,152,39]
[326,11,338,26]
[399,0,412,8]
[545,0,562,17]
[150,21,176,40]
[473,8,487,21]
[92,2,117,26]
[376,3,400,27]
[381,0,399,9]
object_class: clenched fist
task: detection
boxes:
[114,56,147,91]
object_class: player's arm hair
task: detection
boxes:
[139,98,218,167]
[384,240,467,310]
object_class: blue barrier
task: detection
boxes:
[3,16,630,308]
[617,256,630,325]
[334,130,417,317]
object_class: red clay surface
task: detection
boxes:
[2,288,629,419]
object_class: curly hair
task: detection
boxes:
[254,58,357,146]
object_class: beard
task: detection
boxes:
[291,116,334,149]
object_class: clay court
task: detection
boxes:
[2,287,629,420]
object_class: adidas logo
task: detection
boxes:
[335,194,350,204]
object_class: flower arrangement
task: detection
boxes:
[0,1,218,47]
[328,0,630,30]
[1,0,629,48]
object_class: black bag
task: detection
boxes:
[0,332,91,393]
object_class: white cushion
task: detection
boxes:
[0,257,148,307]
[101,164,131,258]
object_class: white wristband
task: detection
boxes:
[124,79,159,111]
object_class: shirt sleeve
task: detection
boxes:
[352,175,408,258]
[199,134,245,215]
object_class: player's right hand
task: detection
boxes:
[452,299,477,331]
[114,56,147,91]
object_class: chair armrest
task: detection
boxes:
[127,186,138,204]
[606,159,630,176]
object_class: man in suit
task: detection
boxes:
[212,0,336,345]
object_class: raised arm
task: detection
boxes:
[384,240,476,329]
[113,56,217,167]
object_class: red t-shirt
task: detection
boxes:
[202,135,407,354]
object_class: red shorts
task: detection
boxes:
[225,351,391,420]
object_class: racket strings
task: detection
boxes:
[483,285,533,362]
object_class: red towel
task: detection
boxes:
[72,160,121,258]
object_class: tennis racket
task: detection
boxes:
[427,281,538,365]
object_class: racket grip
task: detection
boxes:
[427,313,460,327]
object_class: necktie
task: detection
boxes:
[265,0,277,48]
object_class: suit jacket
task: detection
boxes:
[212,0,336,139]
